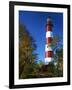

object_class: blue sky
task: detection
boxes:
[19,11,63,62]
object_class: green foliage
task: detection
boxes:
[52,35,63,77]
[55,48,63,77]
[38,60,45,68]
[19,24,38,78]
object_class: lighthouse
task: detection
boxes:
[45,17,53,64]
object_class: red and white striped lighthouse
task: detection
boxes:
[45,17,53,64]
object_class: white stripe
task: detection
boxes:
[46,31,53,38]
[45,58,53,63]
[45,45,52,51]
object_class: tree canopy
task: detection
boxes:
[19,24,38,78]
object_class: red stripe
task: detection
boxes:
[46,37,52,44]
[46,21,53,26]
[45,51,53,57]
[46,25,52,32]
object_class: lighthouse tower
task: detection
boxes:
[45,17,53,64]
